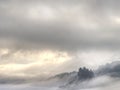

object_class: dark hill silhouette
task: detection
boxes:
[46,61,120,88]
[96,61,120,77]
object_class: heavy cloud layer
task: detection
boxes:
[0,0,120,51]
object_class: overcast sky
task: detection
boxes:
[0,0,120,83]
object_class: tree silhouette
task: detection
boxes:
[78,67,94,80]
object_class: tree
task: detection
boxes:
[78,67,94,80]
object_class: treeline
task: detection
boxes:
[78,67,94,80]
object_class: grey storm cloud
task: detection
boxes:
[1,0,120,87]
[0,0,120,52]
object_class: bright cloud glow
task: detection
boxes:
[0,49,71,77]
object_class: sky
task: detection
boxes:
[0,0,120,84]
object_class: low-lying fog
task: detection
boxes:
[0,77,120,90]
[0,61,120,90]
